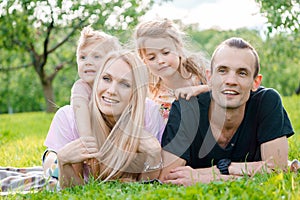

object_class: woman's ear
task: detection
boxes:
[252,74,263,92]
[206,69,212,86]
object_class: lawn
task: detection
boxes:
[0,95,299,199]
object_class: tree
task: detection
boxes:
[255,0,300,34]
[255,0,300,95]
[0,0,154,112]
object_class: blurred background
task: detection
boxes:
[0,0,299,113]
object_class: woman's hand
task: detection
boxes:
[57,136,98,166]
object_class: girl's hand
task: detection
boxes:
[174,85,209,100]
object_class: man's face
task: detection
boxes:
[207,45,261,110]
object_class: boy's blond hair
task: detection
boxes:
[76,26,121,58]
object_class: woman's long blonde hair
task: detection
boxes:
[134,19,207,93]
[90,50,149,181]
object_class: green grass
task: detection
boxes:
[0,96,299,199]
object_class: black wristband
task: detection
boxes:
[217,158,231,175]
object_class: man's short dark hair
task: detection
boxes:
[211,37,260,78]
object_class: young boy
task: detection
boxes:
[42,26,121,189]
[71,26,121,138]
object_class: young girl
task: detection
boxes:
[44,50,164,189]
[134,19,209,122]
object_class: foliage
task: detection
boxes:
[282,95,300,158]
[188,28,263,57]
[188,28,300,96]
[0,0,155,112]
[255,0,300,34]
[8,176,300,199]
[254,0,300,96]
[1,1,300,114]
[0,95,299,198]
[259,32,300,95]
[0,112,54,166]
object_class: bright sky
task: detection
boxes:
[142,0,267,30]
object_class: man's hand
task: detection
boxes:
[163,165,236,186]
[163,166,226,186]
[163,166,201,186]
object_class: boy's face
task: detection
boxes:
[77,42,107,86]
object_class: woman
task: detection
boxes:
[44,50,164,189]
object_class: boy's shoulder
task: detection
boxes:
[73,79,89,86]
[72,79,91,90]
[71,79,92,98]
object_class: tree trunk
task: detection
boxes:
[42,81,57,113]
[296,81,300,95]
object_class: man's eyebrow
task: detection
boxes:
[238,67,250,71]
[215,65,228,69]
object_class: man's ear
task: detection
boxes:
[252,74,263,92]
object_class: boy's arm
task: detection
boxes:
[73,99,92,137]
[71,80,93,137]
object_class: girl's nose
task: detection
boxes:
[157,54,165,64]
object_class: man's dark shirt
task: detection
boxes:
[162,87,294,168]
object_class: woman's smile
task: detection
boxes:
[102,96,119,104]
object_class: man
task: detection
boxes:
[159,37,294,186]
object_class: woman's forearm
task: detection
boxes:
[57,154,84,188]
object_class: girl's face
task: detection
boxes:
[77,42,107,86]
[142,37,180,80]
[97,58,133,122]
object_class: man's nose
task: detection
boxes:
[224,72,238,85]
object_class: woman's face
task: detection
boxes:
[97,58,133,122]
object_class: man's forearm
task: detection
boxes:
[195,161,271,177]
[228,161,272,176]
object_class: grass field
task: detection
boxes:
[0,95,299,199]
